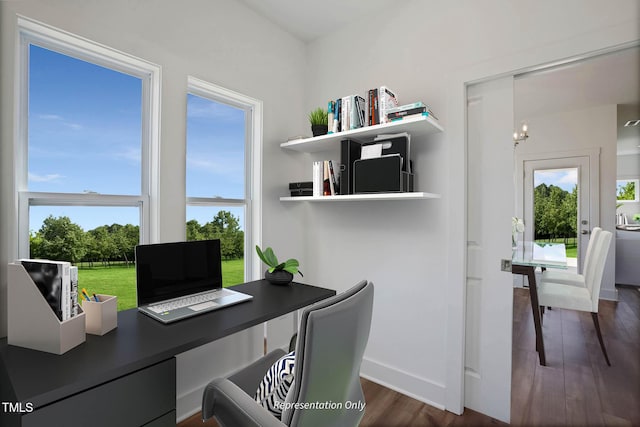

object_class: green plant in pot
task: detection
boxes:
[308,107,328,137]
[256,245,303,285]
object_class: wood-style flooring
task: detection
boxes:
[511,285,640,426]
[179,285,640,426]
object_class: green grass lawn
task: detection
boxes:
[78,259,245,311]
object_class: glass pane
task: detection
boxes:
[533,168,578,262]
[29,205,140,311]
[186,94,246,199]
[186,205,245,286]
[28,45,142,195]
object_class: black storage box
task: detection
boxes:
[353,154,414,194]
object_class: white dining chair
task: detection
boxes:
[537,229,612,366]
[540,227,602,287]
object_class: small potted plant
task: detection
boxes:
[256,245,303,285]
[308,107,328,137]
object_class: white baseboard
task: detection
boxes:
[177,384,205,422]
[360,357,446,410]
[599,287,618,301]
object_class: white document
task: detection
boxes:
[361,144,383,159]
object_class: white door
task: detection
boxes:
[465,77,515,423]
[516,150,600,274]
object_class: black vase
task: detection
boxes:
[265,269,293,285]
[311,124,328,137]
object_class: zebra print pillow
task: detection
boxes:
[254,351,296,418]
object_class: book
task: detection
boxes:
[353,95,366,129]
[290,188,313,197]
[20,259,71,322]
[70,266,79,317]
[323,161,331,196]
[387,106,429,120]
[341,96,350,132]
[289,181,313,190]
[313,161,323,197]
[389,111,431,122]
[328,160,340,195]
[378,86,398,124]
[386,101,426,114]
[327,100,335,134]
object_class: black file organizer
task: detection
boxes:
[353,154,414,194]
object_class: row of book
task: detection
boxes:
[288,160,342,197]
[313,160,341,196]
[327,86,399,133]
[19,259,80,322]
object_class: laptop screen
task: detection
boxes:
[135,239,223,306]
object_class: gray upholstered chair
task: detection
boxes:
[202,280,374,427]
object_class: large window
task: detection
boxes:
[186,77,261,286]
[16,18,160,310]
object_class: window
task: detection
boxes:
[186,77,262,286]
[617,178,639,203]
[16,18,160,310]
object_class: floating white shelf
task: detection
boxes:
[280,114,443,153]
[280,192,441,202]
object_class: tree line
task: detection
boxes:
[534,183,577,242]
[30,211,244,265]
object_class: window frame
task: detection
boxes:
[15,17,161,258]
[186,76,262,281]
[616,178,639,203]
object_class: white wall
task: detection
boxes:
[0,0,307,421]
[516,105,619,300]
[299,0,639,412]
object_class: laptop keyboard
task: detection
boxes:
[148,290,228,313]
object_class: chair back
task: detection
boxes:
[586,230,612,312]
[582,227,602,275]
[281,280,374,427]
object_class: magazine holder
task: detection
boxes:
[7,263,86,354]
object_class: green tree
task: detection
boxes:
[33,215,87,263]
[533,183,578,242]
[617,181,636,201]
[186,219,204,241]
[187,211,244,260]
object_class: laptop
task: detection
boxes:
[135,239,252,324]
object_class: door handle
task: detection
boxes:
[581,230,590,235]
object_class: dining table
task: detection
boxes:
[511,241,568,366]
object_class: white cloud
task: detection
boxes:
[534,168,577,191]
[37,114,63,120]
[34,113,82,130]
[28,172,64,183]
[114,147,141,163]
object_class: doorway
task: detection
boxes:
[522,155,595,273]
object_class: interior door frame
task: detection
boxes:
[445,29,637,416]
[516,149,601,272]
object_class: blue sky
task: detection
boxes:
[28,45,245,233]
[533,168,578,192]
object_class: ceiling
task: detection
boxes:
[238,0,398,42]
[515,46,640,156]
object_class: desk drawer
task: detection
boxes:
[23,358,175,427]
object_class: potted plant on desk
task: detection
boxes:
[256,245,303,285]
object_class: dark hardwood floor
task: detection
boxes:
[511,285,640,427]
[179,285,639,426]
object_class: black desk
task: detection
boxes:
[0,280,335,427]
